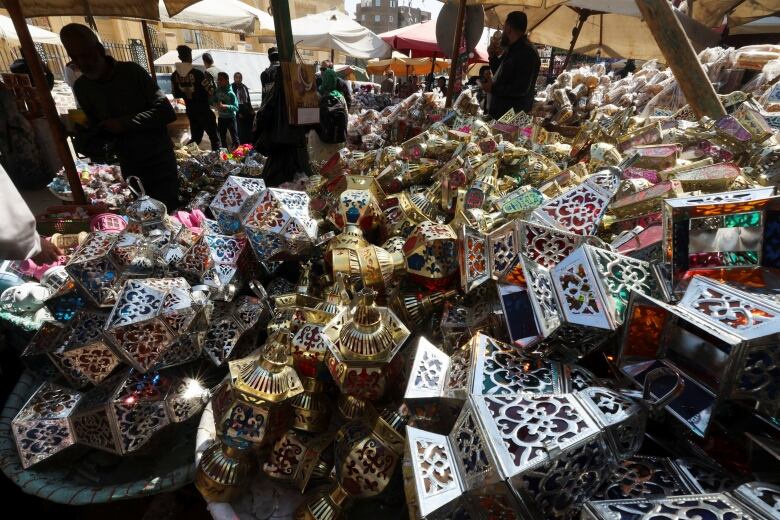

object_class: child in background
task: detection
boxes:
[214,72,239,150]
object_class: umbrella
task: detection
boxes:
[730,15,780,35]
[379,19,489,61]
[487,0,718,62]
[0,14,61,45]
[158,0,274,35]
[287,8,391,59]
[366,54,451,76]
[0,0,200,19]
[684,0,779,28]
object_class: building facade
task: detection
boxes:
[355,0,431,35]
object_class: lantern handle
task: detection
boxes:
[126,176,147,198]
[249,279,273,316]
[642,367,684,411]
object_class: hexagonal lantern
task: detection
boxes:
[403,221,459,290]
[381,191,437,240]
[330,244,405,295]
[404,372,681,520]
[104,278,211,373]
[176,230,248,300]
[12,382,82,468]
[22,311,122,388]
[71,368,209,456]
[263,429,334,490]
[209,176,266,235]
[331,188,384,233]
[203,295,268,366]
[66,231,159,308]
[241,188,318,262]
[124,176,169,234]
[618,275,780,438]
[322,289,410,418]
[211,331,304,449]
[530,167,621,236]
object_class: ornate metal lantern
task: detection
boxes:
[583,481,780,520]
[196,441,258,502]
[12,382,82,468]
[404,370,681,520]
[176,230,249,300]
[331,187,384,233]
[263,430,334,491]
[322,289,411,418]
[330,244,404,295]
[403,221,459,290]
[241,188,318,262]
[618,275,780,437]
[70,368,209,456]
[104,278,211,373]
[203,295,269,366]
[124,176,168,234]
[209,175,266,234]
[662,187,780,293]
[22,311,122,388]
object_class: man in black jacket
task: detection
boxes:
[172,45,221,150]
[484,11,540,119]
[60,23,180,208]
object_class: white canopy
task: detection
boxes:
[159,0,274,35]
[154,48,269,92]
[731,16,780,35]
[290,8,392,59]
[0,14,61,45]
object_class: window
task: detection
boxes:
[390,0,396,6]
[375,14,381,22]
[389,15,393,22]
[374,0,381,6]
[183,29,195,43]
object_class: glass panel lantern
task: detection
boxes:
[203,295,268,366]
[104,278,211,373]
[209,176,266,234]
[404,371,679,520]
[176,230,249,300]
[618,275,780,437]
[403,221,459,290]
[241,188,318,262]
[662,187,780,293]
[12,382,82,468]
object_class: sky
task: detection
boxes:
[343,0,443,19]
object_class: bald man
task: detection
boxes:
[60,23,180,209]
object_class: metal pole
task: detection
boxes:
[562,9,589,71]
[141,21,157,82]
[445,0,467,108]
[5,0,87,204]
[330,48,335,63]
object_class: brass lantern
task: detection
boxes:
[331,188,384,233]
[196,441,258,502]
[209,175,266,234]
[403,221,459,290]
[322,289,411,418]
[330,244,405,295]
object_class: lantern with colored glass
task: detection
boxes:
[203,295,269,366]
[403,221,459,290]
[331,188,384,233]
[209,175,266,234]
[176,230,249,300]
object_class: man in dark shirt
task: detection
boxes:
[261,47,281,97]
[484,11,541,119]
[172,45,220,150]
[60,23,180,209]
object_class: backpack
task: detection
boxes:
[316,94,347,144]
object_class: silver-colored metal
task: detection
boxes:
[203,295,267,366]
[209,175,266,235]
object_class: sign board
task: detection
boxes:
[435,1,484,58]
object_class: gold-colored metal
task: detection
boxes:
[195,442,257,502]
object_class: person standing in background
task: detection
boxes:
[202,53,220,82]
[60,23,180,208]
[231,72,253,144]
[261,47,280,96]
[484,11,541,119]
[171,45,220,150]
[476,65,492,113]
[215,72,239,150]
[380,69,395,95]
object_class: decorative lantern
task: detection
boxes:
[71,368,209,455]
[176,230,248,300]
[263,430,334,492]
[331,188,384,233]
[618,275,780,437]
[330,244,404,295]
[390,289,458,329]
[241,188,318,262]
[403,221,459,290]
[196,441,258,502]
[203,295,269,366]
[104,278,211,373]
[22,311,122,388]
[209,176,267,234]
[322,289,411,418]
[662,187,780,293]
[583,482,780,520]
[404,370,681,520]
[124,176,168,234]
[12,382,82,468]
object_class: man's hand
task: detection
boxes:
[100,117,126,134]
[217,103,226,110]
[31,237,63,265]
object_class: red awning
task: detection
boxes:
[379,20,488,62]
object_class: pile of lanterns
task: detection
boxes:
[8,55,780,520]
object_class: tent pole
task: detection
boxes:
[445,0,467,108]
[636,0,725,119]
[330,48,335,63]
[81,0,98,31]
[5,0,86,205]
[562,9,589,71]
[142,21,158,82]
[428,52,437,92]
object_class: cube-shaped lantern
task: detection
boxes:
[662,187,780,292]
[618,275,780,437]
[71,368,208,455]
[209,176,266,234]
[104,278,211,373]
[242,188,318,262]
[176,230,248,299]
[403,221,459,290]
[203,296,268,366]
[22,311,122,388]
[404,377,678,520]
[12,382,82,468]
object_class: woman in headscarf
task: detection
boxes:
[316,67,347,144]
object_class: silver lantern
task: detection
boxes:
[209,175,266,235]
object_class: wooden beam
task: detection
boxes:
[141,21,157,82]
[445,0,467,108]
[5,0,86,204]
[636,0,726,120]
